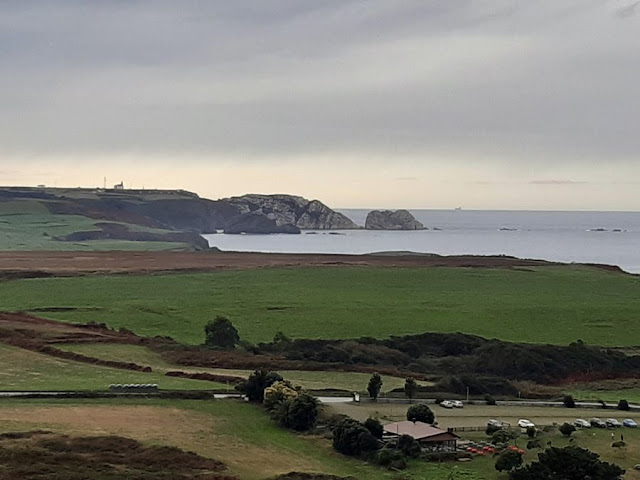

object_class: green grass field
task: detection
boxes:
[2,266,640,346]
[0,343,226,391]
[0,199,190,251]
[54,343,428,392]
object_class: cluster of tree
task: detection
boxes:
[508,446,624,480]
[237,369,319,432]
[256,332,640,384]
[263,380,319,431]
[204,316,240,349]
[331,404,437,471]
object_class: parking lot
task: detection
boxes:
[326,402,640,429]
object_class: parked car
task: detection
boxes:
[590,418,606,428]
[606,418,623,428]
[440,400,454,409]
[574,418,591,429]
[451,400,464,408]
[487,419,503,428]
[517,419,535,428]
[623,419,638,428]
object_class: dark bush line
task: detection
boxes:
[2,337,152,372]
[256,333,640,384]
[165,370,243,384]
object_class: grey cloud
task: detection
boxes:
[529,180,589,185]
[0,0,638,167]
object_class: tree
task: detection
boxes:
[237,369,283,402]
[276,394,319,431]
[563,394,576,408]
[204,316,239,348]
[364,418,383,439]
[404,378,418,403]
[367,373,383,401]
[559,422,576,437]
[332,417,379,456]
[495,449,523,472]
[397,434,420,458]
[406,404,434,424]
[510,446,625,480]
[617,399,630,411]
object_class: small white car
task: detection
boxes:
[517,419,535,428]
[451,400,464,408]
[574,418,591,429]
[440,400,454,408]
[606,418,622,428]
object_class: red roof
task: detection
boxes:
[383,421,459,441]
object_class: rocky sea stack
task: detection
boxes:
[365,210,424,230]
[221,194,358,234]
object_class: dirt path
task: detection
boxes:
[0,250,569,277]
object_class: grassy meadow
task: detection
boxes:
[0,398,495,480]
[0,343,225,391]
[2,266,640,346]
[54,343,427,392]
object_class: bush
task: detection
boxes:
[485,394,496,405]
[397,434,420,458]
[527,439,542,449]
[563,395,576,408]
[434,396,445,405]
[510,446,625,480]
[264,381,298,411]
[559,422,576,437]
[491,429,514,445]
[364,418,383,440]
[406,404,434,424]
[611,441,627,448]
[617,399,630,411]
[424,451,471,462]
[486,424,502,436]
[375,448,407,470]
[332,418,379,456]
[237,369,283,402]
[526,426,537,438]
[598,399,607,409]
[277,394,319,431]
[495,449,523,472]
[204,316,239,349]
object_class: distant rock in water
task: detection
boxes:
[222,194,358,232]
[365,210,424,230]
[224,212,301,234]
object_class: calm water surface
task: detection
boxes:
[203,210,640,273]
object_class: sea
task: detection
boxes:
[203,210,640,274]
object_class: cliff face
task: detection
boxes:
[365,210,424,230]
[0,187,356,236]
[221,194,358,232]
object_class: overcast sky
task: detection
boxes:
[1,1,638,209]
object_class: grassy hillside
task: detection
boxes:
[0,343,225,391]
[54,343,426,392]
[0,198,195,251]
[2,266,640,346]
[0,399,494,479]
